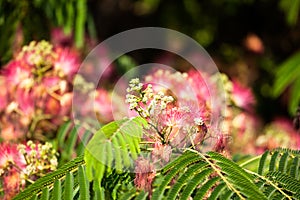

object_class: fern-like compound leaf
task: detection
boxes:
[166,163,210,200]
[208,182,226,200]
[152,154,203,200]
[267,171,300,196]
[193,176,220,199]
[84,117,146,183]
[180,168,215,200]
[13,156,85,200]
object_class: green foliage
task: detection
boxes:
[13,157,136,200]
[84,117,147,183]
[279,0,300,26]
[13,156,85,200]
[0,0,94,63]
[273,52,300,114]
[14,147,300,200]
[252,148,300,199]
[55,121,93,165]
[150,150,266,200]
[125,149,300,199]
[14,118,300,200]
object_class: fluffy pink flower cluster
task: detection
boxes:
[0,41,80,141]
[126,70,212,151]
[126,69,226,193]
[0,141,58,199]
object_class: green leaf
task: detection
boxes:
[65,124,80,158]
[84,117,146,182]
[40,188,49,200]
[78,165,90,200]
[193,176,220,200]
[75,0,86,48]
[273,51,300,114]
[269,151,279,172]
[179,168,214,200]
[116,133,131,167]
[258,150,269,175]
[290,156,300,179]
[267,171,300,196]
[30,195,37,200]
[53,180,61,200]
[76,130,93,156]
[278,152,289,173]
[207,152,267,200]
[152,153,204,199]
[273,52,300,97]
[64,172,74,200]
[279,0,300,26]
[167,163,210,200]
[135,190,148,200]
[208,183,226,200]
[112,136,123,173]
[57,121,72,147]
[119,189,136,200]
[289,76,300,114]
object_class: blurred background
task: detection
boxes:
[0,0,300,152]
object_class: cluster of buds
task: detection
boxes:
[0,41,80,141]
[125,78,174,119]
[0,141,58,199]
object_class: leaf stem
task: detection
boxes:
[244,169,292,200]
[187,149,246,200]
[239,155,261,167]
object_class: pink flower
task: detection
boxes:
[0,141,58,199]
[231,80,256,112]
[187,70,211,104]
[0,123,26,141]
[0,143,25,199]
[59,93,73,116]
[126,70,221,152]
[145,69,212,121]
[2,168,21,199]
[213,132,228,153]
[54,47,80,80]
[0,76,8,111]
[0,143,25,171]
[42,77,61,88]
[134,157,155,194]
[51,28,73,47]
[151,142,172,165]
[94,89,113,123]
[74,88,115,125]
[2,60,32,87]
[15,89,35,117]
[0,41,81,141]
